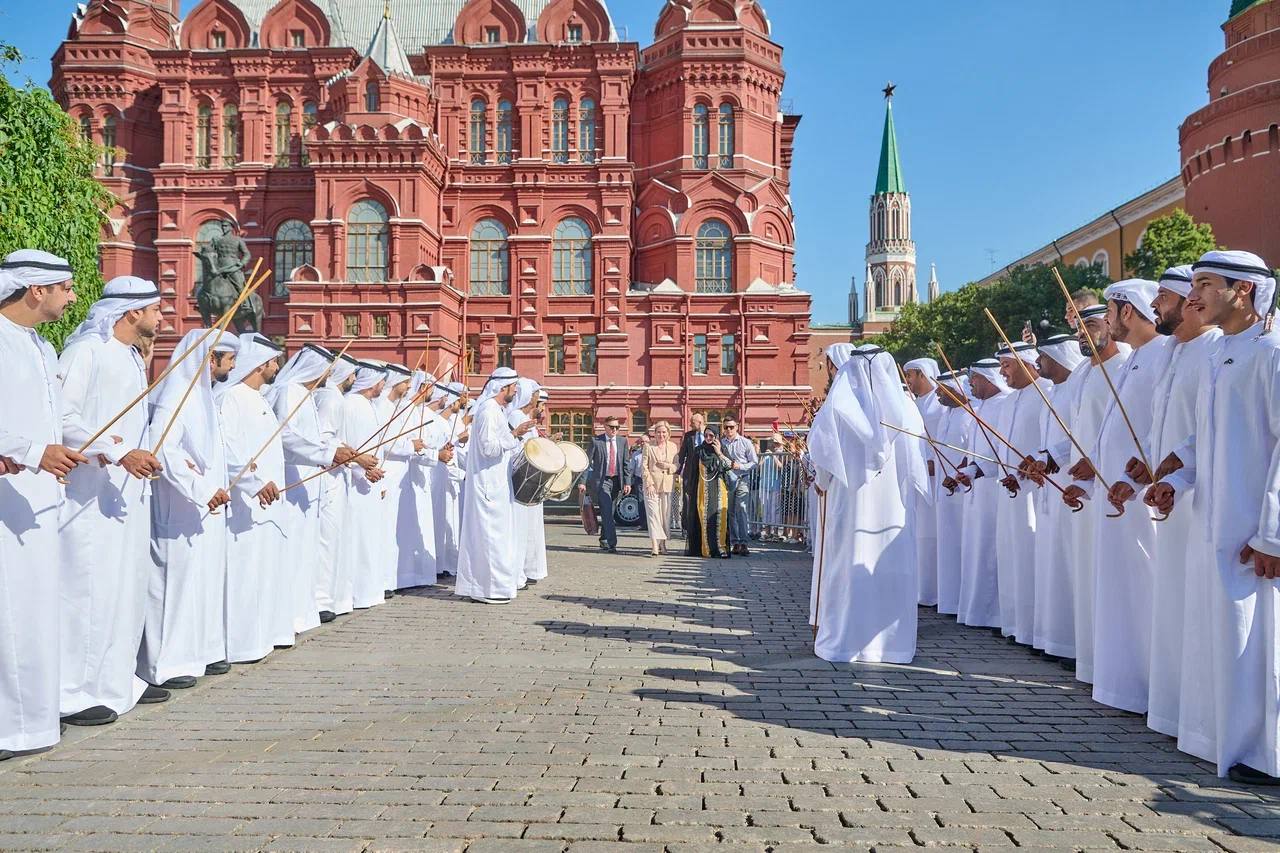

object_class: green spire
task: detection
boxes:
[874,85,905,195]
[1230,0,1267,18]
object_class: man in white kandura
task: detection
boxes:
[955,358,1010,631]
[903,357,943,608]
[1149,249,1280,785]
[58,275,168,727]
[339,362,388,609]
[455,368,536,604]
[0,250,86,761]
[507,379,548,586]
[139,329,235,690]
[931,371,972,617]
[389,372,447,590]
[217,334,287,663]
[372,364,412,596]
[313,353,360,621]
[432,383,469,578]
[808,344,926,663]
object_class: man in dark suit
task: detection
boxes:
[578,414,631,553]
[675,411,706,537]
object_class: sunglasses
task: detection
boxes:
[605,423,620,430]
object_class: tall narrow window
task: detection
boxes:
[579,334,597,374]
[496,99,513,164]
[365,81,380,112]
[469,98,487,164]
[346,199,389,283]
[343,314,360,337]
[552,217,592,295]
[301,101,317,165]
[568,24,584,42]
[211,31,226,49]
[551,97,569,163]
[290,29,306,47]
[693,334,708,375]
[695,219,733,293]
[101,113,117,174]
[484,26,501,43]
[274,100,292,166]
[497,335,514,369]
[550,411,593,451]
[547,334,565,374]
[465,334,481,374]
[578,98,596,163]
[373,315,390,337]
[720,334,736,375]
[717,103,735,168]
[273,219,313,295]
[631,410,649,437]
[221,104,240,166]
[692,103,709,169]
[469,218,510,295]
[78,114,91,143]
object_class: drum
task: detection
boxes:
[512,437,567,506]
[545,466,576,501]
[558,441,589,474]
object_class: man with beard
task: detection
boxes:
[58,276,168,727]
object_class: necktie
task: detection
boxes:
[607,438,616,477]
[695,432,702,448]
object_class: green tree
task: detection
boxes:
[872,262,1110,367]
[0,45,113,349]
[1124,208,1218,281]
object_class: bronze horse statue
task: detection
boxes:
[194,221,264,333]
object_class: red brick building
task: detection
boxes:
[51,0,810,438]
[1180,0,1280,267]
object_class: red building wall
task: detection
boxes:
[1180,1,1280,267]
[50,0,810,435]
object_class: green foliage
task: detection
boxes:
[1124,209,1218,281]
[0,46,112,349]
[871,263,1112,367]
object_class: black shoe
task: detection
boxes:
[319,611,336,623]
[61,705,117,727]
[138,685,170,704]
[0,749,12,761]
[1059,658,1077,672]
[60,722,67,735]
[527,579,539,585]
[608,546,618,554]
[1229,763,1280,786]
[384,590,395,599]
[205,660,231,676]
[160,676,197,690]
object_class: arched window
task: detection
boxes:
[101,113,118,174]
[346,199,389,283]
[552,217,592,295]
[579,98,597,163]
[222,104,241,166]
[301,101,317,165]
[194,219,227,293]
[78,113,92,143]
[365,81,380,112]
[717,103,734,168]
[469,98,487,164]
[1074,258,1090,270]
[692,103,709,169]
[274,100,292,166]
[496,99,514,164]
[893,280,903,305]
[1092,249,1110,277]
[695,219,733,293]
[273,219,313,295]
[469,218,510,296]
[551,97,569,163]
[875,273,886,309]
[195,103,213,168]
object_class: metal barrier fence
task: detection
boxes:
[746,451,810,544]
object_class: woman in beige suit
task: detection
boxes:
[642,421,679,556]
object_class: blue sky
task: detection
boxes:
[1,0,1226,322]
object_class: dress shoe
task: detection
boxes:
[738,545,750,556]
[61,705,117,727]
[0,749,12,761]
[205,660,231,675]
[608,546,618,554]
[526,579,539,585]
[472,596,512,605]
[517,581,528,591]
[138,685,170,704]
[384,590,395,599]
[1230,763,1280,786]
[319,610,336,623]
[160,675,197,689]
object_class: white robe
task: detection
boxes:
[140,383,229,683]
[273,382,332,633]
[432,414,466,576]
[340,393,386,609]
[220,382,287,662]
[57,336,150,716]
[455,398,522,601]
[0,317,63,753]
[1141,329,1221,740]
[994,378,1051,643]
[1163,321,1280,776]
[914,388,943,607]
[933,406,970,615]
[1091,336,1175,713]
[312,385,351,614]
[514,418,548,583]
[386,403,442,589]
[957,392,1010,628]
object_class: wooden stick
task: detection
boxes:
[76,257,264,454]
[281,408,441,493]
[150,266,270,455]
[897,361,961,479]
[880,422,996,463]
[934,343,1017,477]
[226,340,353,492]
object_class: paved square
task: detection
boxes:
[3,522,1278,852]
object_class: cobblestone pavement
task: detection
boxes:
[3,521,1280,852]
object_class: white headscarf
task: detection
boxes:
[0,249,73,302]
[266,343,333,407]
[475,367,519,408]
[1037,333,1086,371]
[507,378,541,416]
[327,353,360,388]
[903,357,940,379]
[1104,279,1159,324]
[968,358,1011,394]
[1193,249,1276,317]
[63,275,160,349]
[381,365,412,402]
[849,345,927,496]
[826,342,855,370]
[1158,265,1194,299]
[217,333,284,403]
[996,341,1039,367]
[149,328,234,469]
[348,362,387,394]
